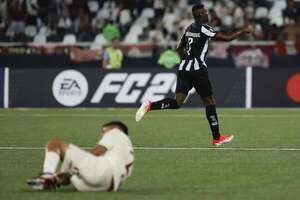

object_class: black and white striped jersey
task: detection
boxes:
[178,22,216,71]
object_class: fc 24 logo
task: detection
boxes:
[91,73,177,104]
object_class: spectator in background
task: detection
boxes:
[6,0,26,38]
[283,0,300,23]
[162,6,177,36]
[0,0,6,30]
[253,23,264,40]
[215,0,232,29]
[158,47,181,69]
[57,7,72,34]
[0,0,298,43]
[37,0,51,26]
[26,0,39,26]
[0,14,4,31]
[103,1,119,22]
[66,0,79,24]
[245,0,255,20]
[133,0,150,17]
[265,24,280,41]
[209,9,221,31]
[75,6,93,41]
[232,3,245,29]
[87,0,99,18]
[117,8,132,37]
[47,0,62,34]
[178,11,194,30]
[281,20,300,41]
[148,23,164,44]
[102,37,123,69]
[153,0,166,19]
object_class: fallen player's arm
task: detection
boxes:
[214,25,254,41]
[89,145,107,156]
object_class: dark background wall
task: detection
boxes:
[253,69,300,107]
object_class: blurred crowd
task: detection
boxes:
[0,0,299,44]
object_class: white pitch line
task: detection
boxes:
[0,113,299,118]
[0,146,300,151]
[0,147,44,150]
[135,147,300,151]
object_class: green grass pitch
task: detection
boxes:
[0,108,300,200]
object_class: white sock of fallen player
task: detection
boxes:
[42,151,60,176]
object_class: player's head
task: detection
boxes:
[192,3,209,23]
[111,37,119,48]
[102,121,128,135]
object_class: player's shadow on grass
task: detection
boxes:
[119,187,183,195]
[21,187,178,195]
[20,187,77,193]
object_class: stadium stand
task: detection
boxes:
[0,0,299,44]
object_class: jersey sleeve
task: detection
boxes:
[201,25,216,38]
[98,133,115,150]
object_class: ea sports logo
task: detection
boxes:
[52,70,89,107]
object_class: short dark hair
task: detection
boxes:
[192,3,204,13]
[111,37,119,42]
[102,121,128,135]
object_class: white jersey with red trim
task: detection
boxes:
[98,128,134,191]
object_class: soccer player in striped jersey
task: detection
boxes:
[136,3,254,147]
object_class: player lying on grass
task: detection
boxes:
[27,121,134,191]
[136,3,254,147]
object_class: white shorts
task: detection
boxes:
[60,144,113,191]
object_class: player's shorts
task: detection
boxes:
[175,69,213,98]
[60,144,113,191]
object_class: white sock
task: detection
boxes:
[43,151,60,174]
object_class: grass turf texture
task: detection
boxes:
[0,108,300,200]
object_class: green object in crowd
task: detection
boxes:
[158,49,181,69]
[103,24,121,42]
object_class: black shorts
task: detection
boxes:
[175,70,213,98]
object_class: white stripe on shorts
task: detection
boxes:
[179,60,186,70]
[194,58,200,70]
[185,60,192,71]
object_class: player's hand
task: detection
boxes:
[243,25,254,34]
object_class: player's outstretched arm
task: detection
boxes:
[214,25,254,41]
